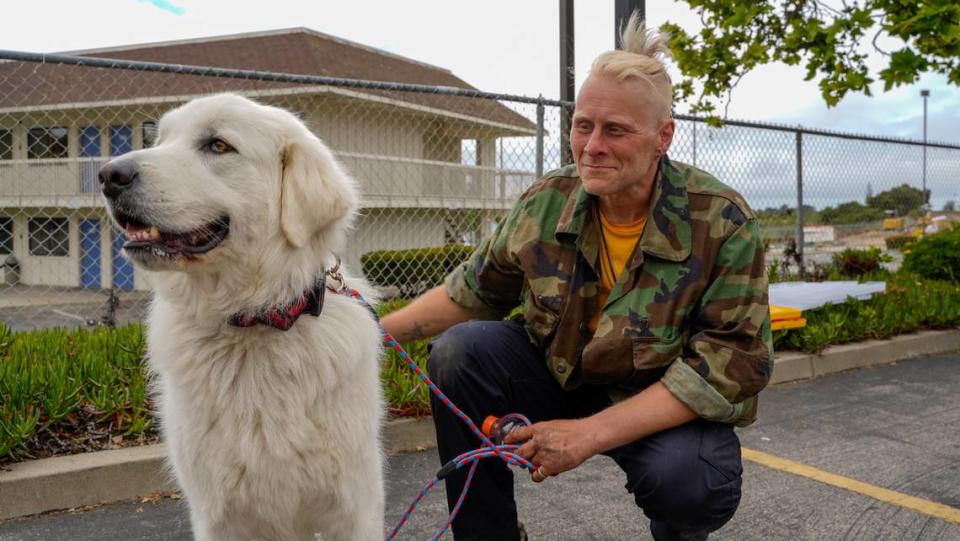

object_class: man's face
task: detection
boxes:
[570,75,674,198]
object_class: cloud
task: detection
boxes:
[758,73,960,144]
[138,0,185,16]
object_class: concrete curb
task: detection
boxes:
[0,416,437,521]
[2,329,958,521]
[769,328,960,385]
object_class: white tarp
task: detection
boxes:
[769,281,886,311]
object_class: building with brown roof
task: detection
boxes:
[0,28,537,292]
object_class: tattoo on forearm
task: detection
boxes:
[411,322,427,341]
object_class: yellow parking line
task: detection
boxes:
[742,447,960,525]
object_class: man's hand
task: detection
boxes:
[503,382,698,483]
[504,419,599,483]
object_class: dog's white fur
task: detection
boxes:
[102,94,384,540]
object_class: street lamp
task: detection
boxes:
[921,89,929,209]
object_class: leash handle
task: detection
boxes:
[481,413,531,445]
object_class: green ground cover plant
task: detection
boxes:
[773,273,960,352]
[0,298,433,463]
[0,324,153,463]
[377,298,431,418]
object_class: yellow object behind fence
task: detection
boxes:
[883,217,905,230]
[770,305,806,330]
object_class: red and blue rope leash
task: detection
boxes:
[343,287,534,540]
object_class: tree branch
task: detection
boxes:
[872,26,891,56]
[722,73,745,120]
[812,0,843,18]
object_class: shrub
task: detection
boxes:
[830,247,891,278]
[902,224,960,281]
[361,244,475,297]
[884,235,916,251]
[819,201,884,225]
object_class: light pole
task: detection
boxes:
[559,0,574,165]
[921,89,929,209]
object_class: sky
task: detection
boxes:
[1,0,957,144]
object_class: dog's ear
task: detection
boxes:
[280,133,358,248]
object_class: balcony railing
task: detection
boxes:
[0,155,534,208]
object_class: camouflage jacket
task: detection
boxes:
[444,156,773,426]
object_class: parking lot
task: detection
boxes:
[1,352,958,540]
[0,286,148,332]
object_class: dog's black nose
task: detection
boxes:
[98,159,139,200]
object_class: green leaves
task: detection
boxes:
[902,223,960,281]
[667,1,959,123]
[0,324,150,461]
[881,47,928,90]
[830,247,893,278]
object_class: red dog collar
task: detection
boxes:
[228,274,326,331]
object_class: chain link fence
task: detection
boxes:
[668,117,960,276]
[1,50,958,331]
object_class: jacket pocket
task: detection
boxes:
[524,291,562,344]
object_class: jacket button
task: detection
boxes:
[555,360,567,374]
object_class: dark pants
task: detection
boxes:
[428,321,743,541]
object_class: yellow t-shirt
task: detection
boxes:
[589,210,646,334]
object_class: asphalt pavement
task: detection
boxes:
[1,352,958,540]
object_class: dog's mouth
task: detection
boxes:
[115,211,231,257]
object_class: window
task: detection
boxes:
[27,127,68,159]
[0,130,11,161]
[142,121,158,148]
[0,218,12,255]
[28,217,69,256]
[110,125,133,156]
[461,139,477,166]
[80,126,101,157]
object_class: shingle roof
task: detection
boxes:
[0,28,534,131]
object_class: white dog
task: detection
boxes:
[99,94,385,540]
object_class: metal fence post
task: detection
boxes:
[796,130,805,278]
[536,99,545,179]
[692,116,698,167]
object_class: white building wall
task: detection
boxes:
[301,104,428,199]
[12,212,78,288]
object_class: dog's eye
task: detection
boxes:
[204,138,235,155]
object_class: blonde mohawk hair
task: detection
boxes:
[588,11,674,120]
